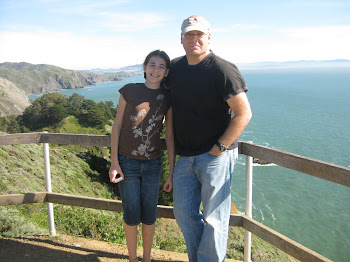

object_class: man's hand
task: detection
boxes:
[208,144,225,156]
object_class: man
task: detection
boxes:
[168,15,252,262]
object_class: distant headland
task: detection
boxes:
[0,62,137,116]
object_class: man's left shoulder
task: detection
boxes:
[211,53,239,71]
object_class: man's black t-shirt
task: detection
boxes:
[168,51,248,156]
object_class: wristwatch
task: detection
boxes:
[215,142,227,152]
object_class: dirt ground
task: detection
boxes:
[0,234,239,262]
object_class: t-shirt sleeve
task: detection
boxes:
[221,62,248,101]
[119,84,131,103]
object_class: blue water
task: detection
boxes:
[28,75,143,105]
[233,68,350,262]
[29,69,350,261]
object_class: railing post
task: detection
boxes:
[244,154,253,262]
[43,131,56,236]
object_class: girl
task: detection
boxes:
[109,50,174,262]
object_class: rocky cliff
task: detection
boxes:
[0,77,31,117]
[0,62,118,94]
[0,62,121,116]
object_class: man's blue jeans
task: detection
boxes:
[173,148,238,262]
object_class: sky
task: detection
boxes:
[0,0,350,70]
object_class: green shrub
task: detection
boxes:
[54,205,125,243]
[0,206,45,237]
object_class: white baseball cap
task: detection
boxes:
[181,16,210,34]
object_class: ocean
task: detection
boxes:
[29,68,350,261]
[233,67,350,262]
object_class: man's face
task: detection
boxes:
[181,30,211,58]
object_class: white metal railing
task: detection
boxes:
[244,155,253,262]
[43,131,56,237]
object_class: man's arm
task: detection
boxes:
[209,92,252,156]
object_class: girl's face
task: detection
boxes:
[143,56,169,86]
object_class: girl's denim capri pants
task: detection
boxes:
[118,154,162,226]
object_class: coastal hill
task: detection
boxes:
[0,62,122,116]
[0,77,31,116]
[0,62,120,94]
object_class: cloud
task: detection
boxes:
[49,0,129,15]
[0,30,181,69]
[231,24,265,30]
[281,25,350,39]
[213,25,350,63]
[287,1,350,7]
[99,12,166,32]
[0,31,128,69]
[212,24,266,34]
[1,25,349,69]
[211,28,230,33]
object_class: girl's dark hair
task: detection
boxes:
[143,49,170,81]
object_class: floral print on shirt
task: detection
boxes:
[131,94,165,158]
